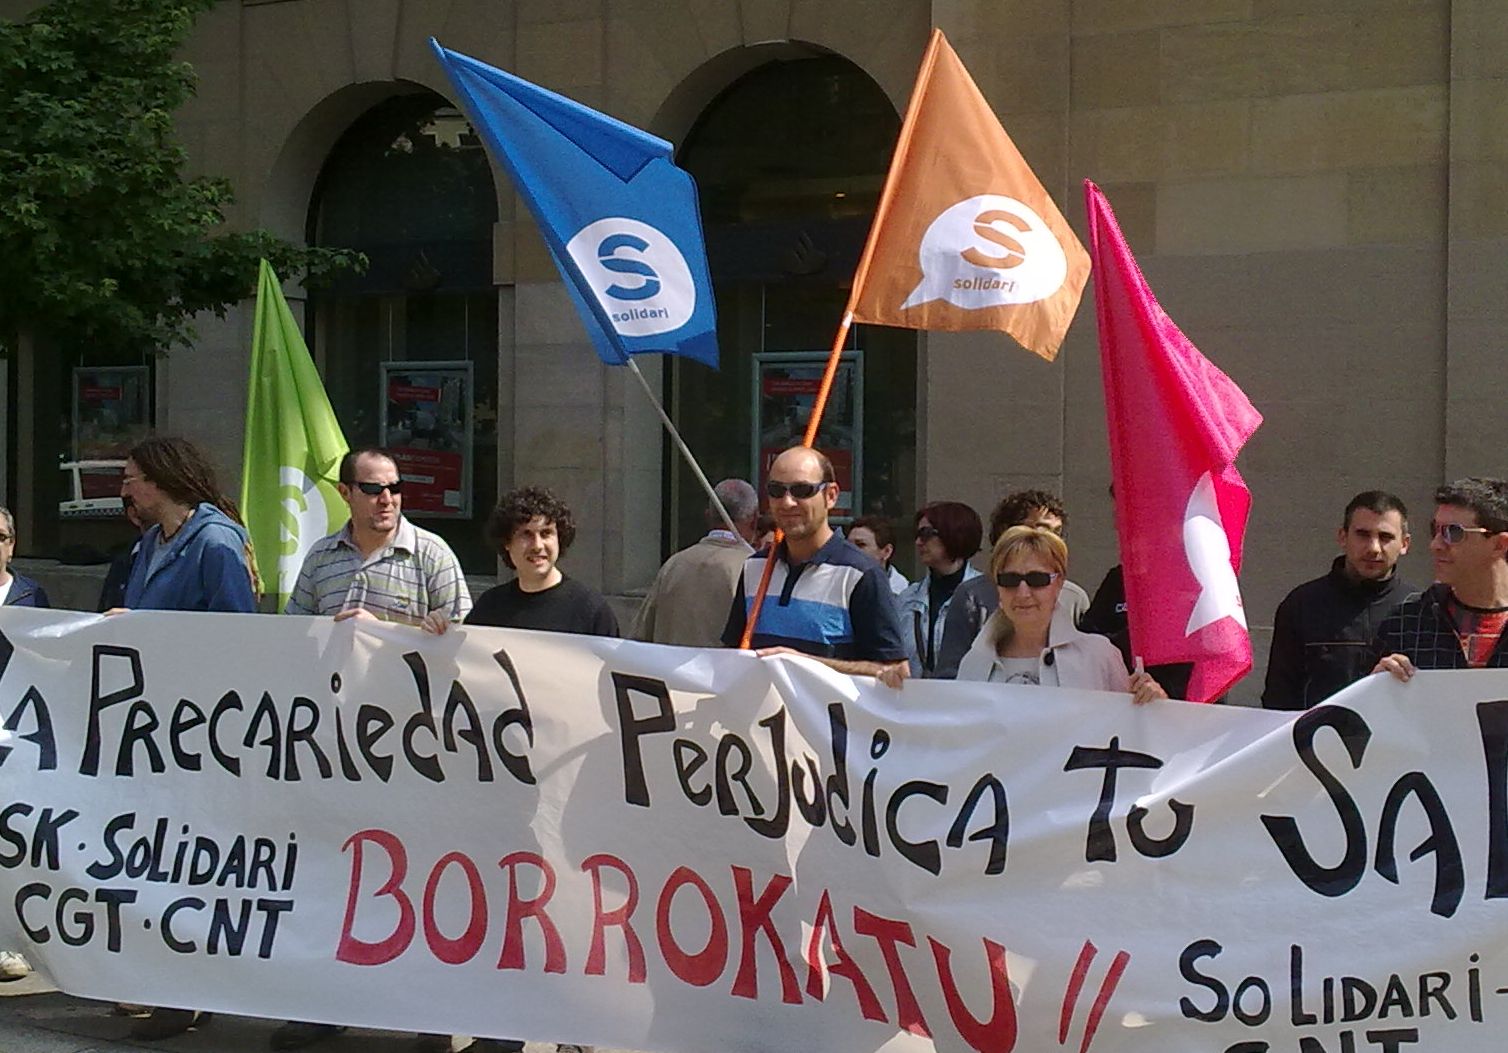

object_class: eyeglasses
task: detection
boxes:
[1431,521,1495,544]
[765,480,827,500]
[354,480,404,496]
[996,571,1060,589]
[916,525,941,540]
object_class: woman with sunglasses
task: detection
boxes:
[958,526,1166,704]
[896,502,983,677]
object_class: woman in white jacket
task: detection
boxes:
[957,526,1166,704]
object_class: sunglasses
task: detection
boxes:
[1431,521,1495,544]
[996,571,1060,589]
[354,480,404,496]
[765,480,828,500]
[916,525,941,540]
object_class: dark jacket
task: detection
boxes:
[2,572,50,608]
[124,503,256,613]
[1262,557,1415,710]
[1079,565,1197,700]
[1372,583,1508,671]
[97,542,140,612]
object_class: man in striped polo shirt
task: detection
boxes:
[285,446,471,628]
[723,446,909,684]
[276,446,473,1052]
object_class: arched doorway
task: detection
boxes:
[306,91,499,571]
[669,53,916,564]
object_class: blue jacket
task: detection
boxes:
[124,503,256,613]
[3,572,50,608]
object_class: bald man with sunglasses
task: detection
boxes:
[1374,478,1508,681]
[723,446,909,683]
[284,446,470,626]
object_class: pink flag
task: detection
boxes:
[1084,181,1262,702]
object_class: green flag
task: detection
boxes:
[241,259,349,609]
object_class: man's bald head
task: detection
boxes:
[766,445,838,553]
[770,446,835,485]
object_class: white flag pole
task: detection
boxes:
[624,358,741,540]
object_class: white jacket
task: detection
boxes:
[956,600,1130,692]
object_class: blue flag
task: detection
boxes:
[431,40,718,369]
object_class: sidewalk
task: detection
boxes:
[1,978,633,1053]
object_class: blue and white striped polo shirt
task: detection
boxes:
[722,533,907,661]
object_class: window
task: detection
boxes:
[307,92,499,570]
[670,55,915,559]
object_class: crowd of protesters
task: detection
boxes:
[6,434,1508,1045]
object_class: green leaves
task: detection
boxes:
[0,0,364,354]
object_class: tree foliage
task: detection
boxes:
[0,0,363,354]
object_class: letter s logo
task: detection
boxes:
[597,233,661,301]
[959,210,1030,270]
[568,217,696,335]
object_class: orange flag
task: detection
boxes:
[850,29,1089,360]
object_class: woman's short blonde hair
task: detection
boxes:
[989,525,1069,579]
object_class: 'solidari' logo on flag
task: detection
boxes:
[902,194,1070,311]
[565,217,696,337]
[848,29,1089,360]
[430,40,719,369]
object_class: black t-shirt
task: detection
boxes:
[465,576,620,638]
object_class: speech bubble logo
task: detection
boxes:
[277,465,343,599]
[567,217,695,337]
[901,194,1069,311]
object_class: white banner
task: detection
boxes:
[2,607,1506,1053]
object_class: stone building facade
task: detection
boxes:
[4,0,1506,699]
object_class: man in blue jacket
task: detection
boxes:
[113,437,254,1041]
[118,437,256,615]
[0,505,49,608]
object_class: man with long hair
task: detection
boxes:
[119,436,256,614]
[113,436,255,1040]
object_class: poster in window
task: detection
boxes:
[380,361,473,518]
[753,352,862,521]
[73,366,151,461]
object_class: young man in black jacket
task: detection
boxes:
[1262,490,1415,709]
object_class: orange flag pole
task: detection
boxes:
[738,31,945,650]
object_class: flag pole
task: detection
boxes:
[738,30,945,650]
[624,358,741,539]
[736,314,854,648]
